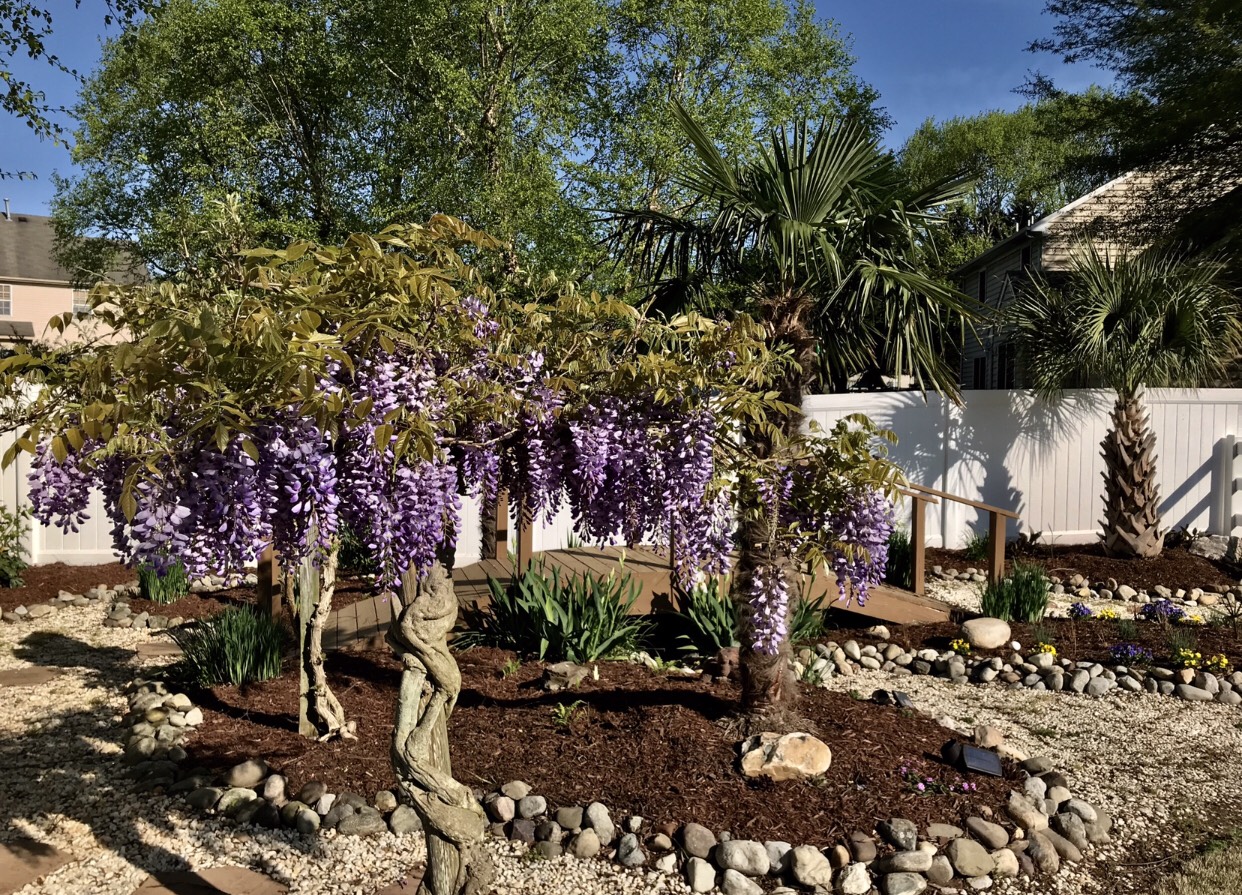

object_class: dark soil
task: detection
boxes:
[925,542,1239,593]
[0,562,136,612]
[186,647,1021,850]
[124,567,381,621]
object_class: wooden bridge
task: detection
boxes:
[321,484,1019,652]
[323,544,952,652]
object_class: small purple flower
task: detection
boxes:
[1068,601,1092,620]
[1140,599,1185,623]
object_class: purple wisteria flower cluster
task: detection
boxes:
[826,489,894,607]
[747,563,791,656]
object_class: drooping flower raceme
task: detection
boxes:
[747,562,791,656]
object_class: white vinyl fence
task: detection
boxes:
[4,388,1240,565]
[803,389,1242,550]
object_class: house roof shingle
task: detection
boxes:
[0,214,73,283]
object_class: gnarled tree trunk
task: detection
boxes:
[1101,394,1164,558]
[294,544,353,740]
[389,562,493,895]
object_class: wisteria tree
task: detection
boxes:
[1,209,900,895]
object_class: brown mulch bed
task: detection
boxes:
[839,617,1242,669]
[186,647,1021,849]
[0,562,136,612]
[124,569,382,622]
[926,542,1239,593]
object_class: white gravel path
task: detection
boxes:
[4,600,1241,894]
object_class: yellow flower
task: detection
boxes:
[1037,642,1057,656]
[1097,608,1119,620]
[950,638,972,655]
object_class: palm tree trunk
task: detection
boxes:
[1101,393,1164,558]
[389,562,493,895]
[734,509,799,714]
[735,291,815,717]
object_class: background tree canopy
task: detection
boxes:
[53,0,885,283]
[897,98,1112,277]
[1028,0,1242,263]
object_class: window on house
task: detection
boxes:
[971,357,987,390]
[977,270,987,303]
[996,342,1017,389]
[1020,244,1032,270]
[72,288,92,316]
[0,284,10,316]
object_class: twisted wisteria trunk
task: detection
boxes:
[295,545,353,740]
[389,562,493,895]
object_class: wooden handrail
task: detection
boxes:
[896,487,939,506]
[904,482,1020,519]
[901,482,1021,594]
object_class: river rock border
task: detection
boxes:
[933,565,1241,609]
[799,623,1242,708]
[118,672,1109,895]
[1,582,114,624]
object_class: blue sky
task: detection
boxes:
[0,0,1108,216]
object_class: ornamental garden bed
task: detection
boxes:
[0,561,135,612]
[180,645,1021,850]
[853,616,1242,671]
[926,541,1239,593]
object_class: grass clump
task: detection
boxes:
[979,561,1050,622]
[0,505,30,588]
[963,530,990,562]
[665,577,739,657]
[456,561,649,663]
[664,577,828,657]
[884,527,913,590]
[137,560,190,604]
[171,607,284,686]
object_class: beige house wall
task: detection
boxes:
[0,278,118,344]
[1040,173,1156,267]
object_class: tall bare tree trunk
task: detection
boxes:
[295,544,353,740]
[388,562,493,895]
[1101,393,1164,558]
[479,495,497,561]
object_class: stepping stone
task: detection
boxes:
[0,668,62,688]
[135,642,184,659]
[0,838,72,895]
[370,866,426,894]
[132,867,287,895]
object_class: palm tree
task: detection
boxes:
[1009,242,1242,558]
[611,104,973,715]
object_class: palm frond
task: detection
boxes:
[1009,239,1242,399]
